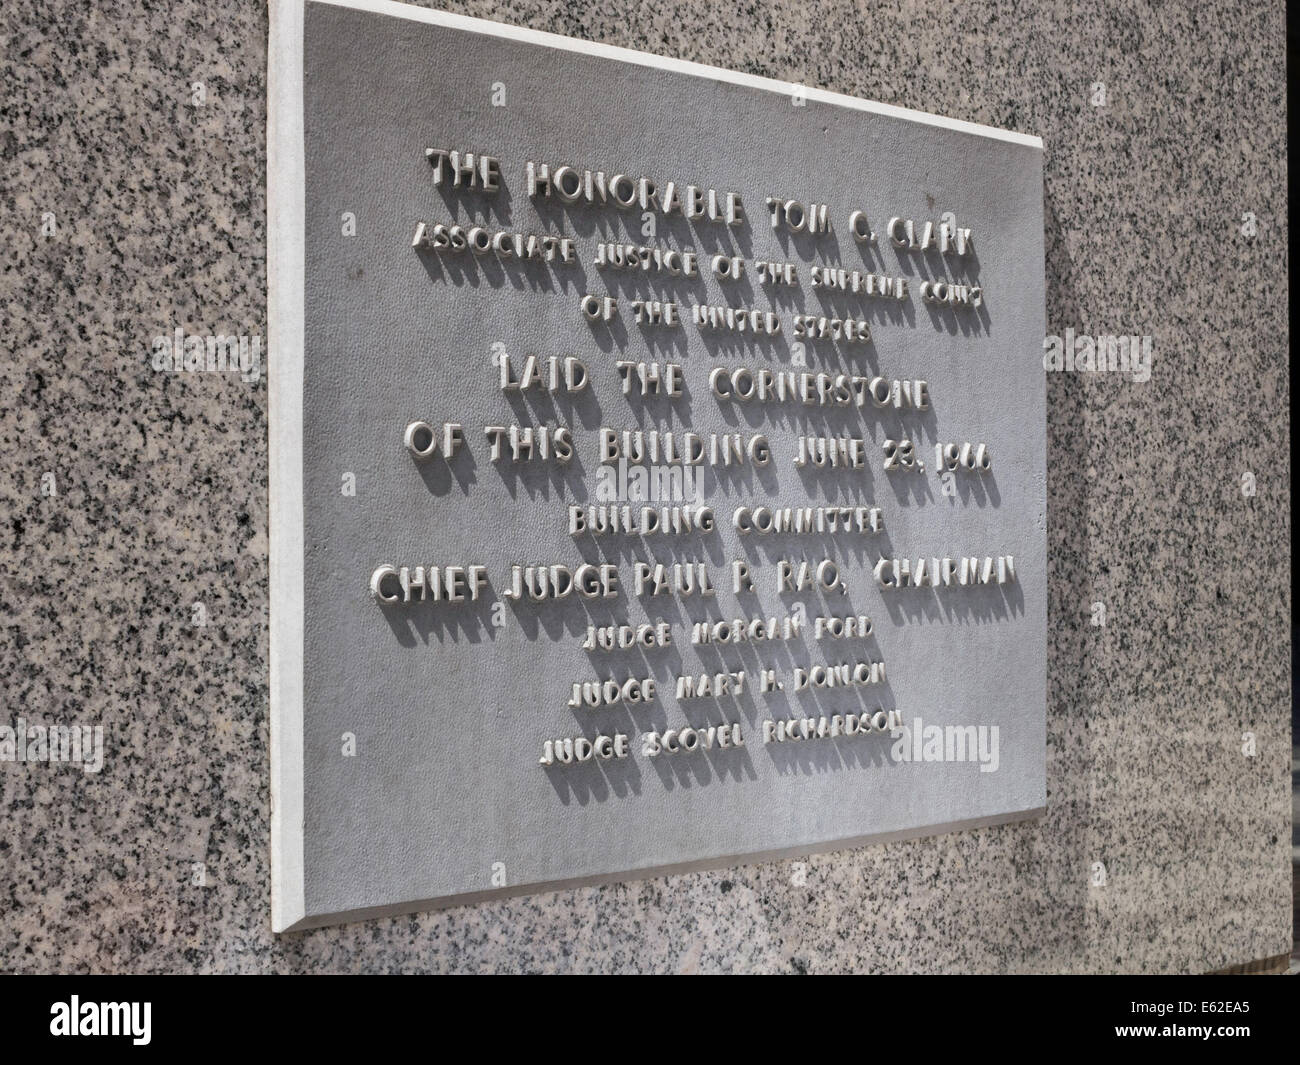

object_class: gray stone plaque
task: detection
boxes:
[269,0,1046,931]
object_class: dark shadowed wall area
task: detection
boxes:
[1,0,1289,972]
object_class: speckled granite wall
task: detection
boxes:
[1,0,1289,973]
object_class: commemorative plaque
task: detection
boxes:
[269,0,1046,931]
